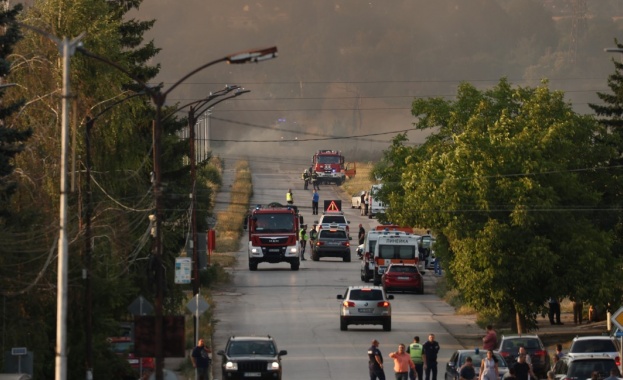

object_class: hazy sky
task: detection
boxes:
[129,1,622,161]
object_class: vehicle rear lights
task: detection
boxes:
[343,301,355,307]
[377,301,390,307]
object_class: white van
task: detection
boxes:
[360,229,409,282]
[368,184,387,218]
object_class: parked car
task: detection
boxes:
[381,263,425,294]
[497,335,550,378]
[216,335,287,380]
[337,286,393,331]
[445,349,508,380]
[315,212,350,236]
[312,225,351,262]
[108,336,155,378]
[558,354,617,380]
[565,336,621,367]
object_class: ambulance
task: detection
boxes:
[360,229,413,283]
[371,233,421,286]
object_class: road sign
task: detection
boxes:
[11,347,27,355]
[611,306,623,331]
[128,295,154,316]
[175,257,192,284]
[186,294,209,315]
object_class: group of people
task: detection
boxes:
[299,223,318,261]
[368,334,440,380]
[301,168,320,190]
[285,188,320,215]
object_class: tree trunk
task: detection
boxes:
[516,311,525,335]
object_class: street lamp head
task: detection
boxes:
[227,46,278,64]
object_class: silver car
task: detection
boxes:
[337,286,393,331]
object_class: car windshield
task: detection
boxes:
[254,214,294,232]
[501,338,541,351]
[322,216,345,224]
[571,340,617,353]
[349,289,384,301]
[569,359,615,379]
[228,341,276,356]
[388,266,417,273]
[378,245,416,259]
[320,230,347,239]
[317,156,340,164]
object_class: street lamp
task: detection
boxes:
[604,47,623,63]
[77,46,277,380]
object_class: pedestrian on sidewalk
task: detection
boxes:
[368,339,386,380]
[479,350,499,380]
[407,336,424,380]
[389,343,415,380]
[422,334,440,380]
[482,325,497,350]
[191,338,212,380]
[548,297,562,325]
[459,357,476,380]
[571,297,583,324]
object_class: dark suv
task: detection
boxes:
[312,226,351,262]
[497,335,550,378]
[217,335,287,380]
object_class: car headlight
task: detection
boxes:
[224,361,238,371]
[250,248,260,254]
[267,361,280,370]
[289,247,297,253]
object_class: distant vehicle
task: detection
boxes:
[381,263,425,294]
[372,233,421,286]
[217,335,287,380]
[445,349,509,380]
[245,203,303,271]
[418,234,436,269]
[108,336,155,378]
[559,355,617,380]
[311,149,346,185]
[351,191,365,209]
[315,209,350,236]
[360,229,411,283]
[497,335,550,379]
[337,286,393,331]
[565,336,621,367]
[367,184,387,218]
[312,225,351,262]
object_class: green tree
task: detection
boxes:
[390,79,619,332]
[0,3,30,220]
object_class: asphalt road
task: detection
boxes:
[210,158,468,380]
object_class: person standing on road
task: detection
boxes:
[311,170,320,190]
[422,333,440,380]
[551,354,568,375]
[512,352,536,380]
[479,350,499,380]
[286,189,294,205]
[299,224,308,261]
[389,343,415,380]
[368,339,386,380]
[363,191,369,216]
[407,336,424,380]
[361,191,367,216]
[302,169,310,190]
[482,325,497,350]
[359,224,366,245]
[554,343,564,359]
[312,189,320,215]
[191,338,212,380]
[571,297,583,325]
[459,357,476,380]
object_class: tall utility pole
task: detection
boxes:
[57,34,85,380]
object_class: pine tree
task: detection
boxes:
[0,3,31,220]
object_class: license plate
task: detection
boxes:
[128,359,139,364]
[268,248,280,253]
[358,308,373,313]
[328,241,339,245]
[245,373,261,377]
[398,276,410,280]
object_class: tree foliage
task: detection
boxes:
[377,78,621,332]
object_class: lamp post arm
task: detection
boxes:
[194,89,250,116]
[160,85,241,123]
[89,91,147,122]
[162,57,228,98]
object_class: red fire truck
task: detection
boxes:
[311,150,346,185]
[246,203,303,271]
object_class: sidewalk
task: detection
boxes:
[163,159,238,380]
[428,275,609,353]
